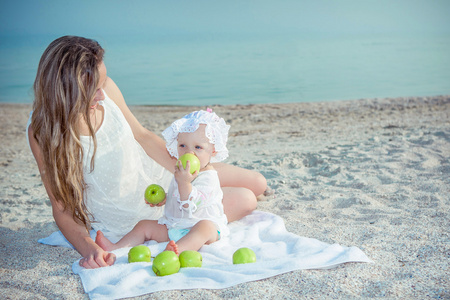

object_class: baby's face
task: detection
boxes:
[177,125,216,170]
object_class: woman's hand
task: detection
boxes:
[29,125,117,270]
[79,247,116,269]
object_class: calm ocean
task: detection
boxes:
[0,33,449,106]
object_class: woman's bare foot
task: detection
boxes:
[257,186,275,201]
[95,230,116,251]
[165,240,179,255]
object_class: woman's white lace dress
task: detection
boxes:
[28,91,173,242]
[80,93,172,241]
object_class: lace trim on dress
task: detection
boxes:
[178,198,198,218]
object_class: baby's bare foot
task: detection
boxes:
[95,230,115,251]
[165,240,179,255]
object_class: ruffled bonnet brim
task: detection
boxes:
[162,110,230,163]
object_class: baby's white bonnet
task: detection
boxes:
[162,110,230,162]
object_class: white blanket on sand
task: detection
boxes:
[39,211,372,299]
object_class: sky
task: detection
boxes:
[1,0,450,37]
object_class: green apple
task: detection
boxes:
[177,153,201,174]
[128,245,151,263]
[152,251,180,276]
[232,247,256,264]
[179,250,202,268]
[144,184,166,205]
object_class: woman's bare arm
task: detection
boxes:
[103,77,268,222]
[28,126,115,269]
[104,77,176,171]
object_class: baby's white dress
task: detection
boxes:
[27,91,172,242]
[158,170,229,238]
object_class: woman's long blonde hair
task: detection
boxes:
[31,36,104,230]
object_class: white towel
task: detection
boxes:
[39,211,372,299]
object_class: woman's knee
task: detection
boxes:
[241,187,257,212]
[223,187,257,222]
[215,163,267,196]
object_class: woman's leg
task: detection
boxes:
[222,187,257,222]
[214,163,267,197]
[213,163,267,222]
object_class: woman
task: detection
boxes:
[27,36,267,269]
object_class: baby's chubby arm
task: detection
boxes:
[178,169,219,213]
[174,160,198,207]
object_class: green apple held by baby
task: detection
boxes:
[177,153,201,174]
[144,184,166,205]
[128,245,151,263]
[152,251,181,276]
[233,247,256,264]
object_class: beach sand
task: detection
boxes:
[1,96,449,299]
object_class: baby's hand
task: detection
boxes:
[145,197,166,207]
[174,159,198,184]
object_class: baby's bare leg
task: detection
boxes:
[96,220,169,251]
[166,220,218,254]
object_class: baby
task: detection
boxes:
[95,109,230,254]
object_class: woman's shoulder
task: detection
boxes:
[103,77,125,106]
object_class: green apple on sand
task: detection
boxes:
[144,184,166,205]
[177,153,201,174]
[152,251,181,276]
[233,247,256,264]
[128,245,151,263]
[179,250,202,268]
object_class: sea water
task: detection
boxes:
[0,33,449,106]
